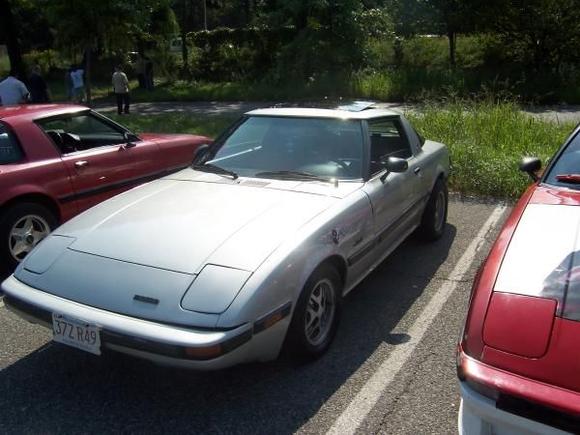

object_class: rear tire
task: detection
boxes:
[0,202,58,271]
[285,264,342,360]
[418,178,448,241]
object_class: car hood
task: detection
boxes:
[494,203,580,319]
[53,176,342,274]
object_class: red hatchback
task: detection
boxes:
[0,104,209,269]
[458,125,580,433]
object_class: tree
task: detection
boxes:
[42,0,172,104]
[0,0,26,79]
[387,0,475,67]
[479,0,580,71]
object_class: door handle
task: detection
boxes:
[413,166,421,175]
[74,160,89,168]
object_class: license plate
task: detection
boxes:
[52,313,101,355]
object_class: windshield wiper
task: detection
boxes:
[254,170,336,184]
[192,163,238,180]
[556,174,580,184]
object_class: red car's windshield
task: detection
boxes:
[545,130,580,188]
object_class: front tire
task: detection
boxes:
[0,202,57,271]
[286,264,342,360]
[418,178,448,241]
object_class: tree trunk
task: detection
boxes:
[447,30,456,68]
[0,0,26,80]
[181,31,189,75]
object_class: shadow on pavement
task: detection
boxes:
[0,225,456,434]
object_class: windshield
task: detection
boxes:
[545,130,580,188]
[205,116,364,180]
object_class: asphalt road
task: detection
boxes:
[0,199,509,434]
[97,101,580,124]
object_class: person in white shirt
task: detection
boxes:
[112,65,130,114]
[0,70,30,106]
[70,66,85,103]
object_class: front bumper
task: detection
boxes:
[459,382,569,435]
[2,275,288,370]
[457,349,580,434]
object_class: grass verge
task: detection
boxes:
[407,102,576,198]
[107,112,237,139]
[107,102,577,199]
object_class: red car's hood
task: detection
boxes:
[480,186,580,394]
[494,202,580,319]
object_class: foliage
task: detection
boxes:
[187,26,295,81]
[408,101,575,198]
[107,112,236,139]
[480,0,580,70]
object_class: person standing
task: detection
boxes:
[28,65,50,103]
[112,65,130,115]
[70,65,85,103]
[0,70,29,105]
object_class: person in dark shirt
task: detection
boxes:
[28,65,50,103]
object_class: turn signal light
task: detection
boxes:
[184,344,223,360]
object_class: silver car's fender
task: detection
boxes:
[216,188,373,355]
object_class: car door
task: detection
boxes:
[399,116,433,201]
[361,117,425,258]
[37,113,144,211]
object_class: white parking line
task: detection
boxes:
[327,205,507,435]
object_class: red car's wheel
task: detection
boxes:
[0,202,57,270]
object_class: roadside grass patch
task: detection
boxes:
[407,102,576,198]
[108,112,237,139]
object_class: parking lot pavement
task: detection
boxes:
[0,199,509,434]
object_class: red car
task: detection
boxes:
[0,104,209,269]
[458,125,580,433]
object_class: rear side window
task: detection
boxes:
[0,123,23,164]
[368,118,412,175]
[37,113,127,154]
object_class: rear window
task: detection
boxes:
[0,123,23,164]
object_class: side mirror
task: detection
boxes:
[192,144,210,164]
[121,132,138,149]
[380,157,408,182]
[519,156,542,182]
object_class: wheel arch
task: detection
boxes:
[316,254,348,289]
[0,193,62,222]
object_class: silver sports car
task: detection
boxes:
[2,103,450,370]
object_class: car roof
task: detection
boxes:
[0,104,89,121]
[245,103,401,120]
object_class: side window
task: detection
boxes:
[38,114,126,154]
[0,123,23,164]
[368,118,412,174]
